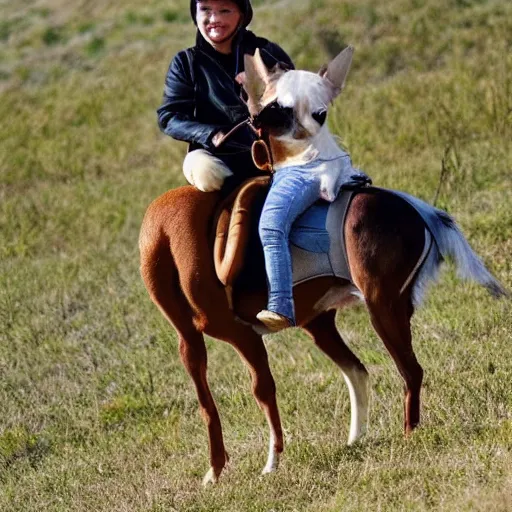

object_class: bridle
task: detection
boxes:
[214,115,275,172]
[214,98,328,173]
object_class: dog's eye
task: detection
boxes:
[253,102,294,129]
[312,110,327,126]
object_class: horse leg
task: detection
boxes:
[179,332,229,485]
[140,242,227,485]
[303,310,370,445]
[210,324,283,474]
[366,297,423,434]
[238,339,283,474]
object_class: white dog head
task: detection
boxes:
[243,47,354,166]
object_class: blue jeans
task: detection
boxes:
[258,168,324,325]
[258,156,370,324]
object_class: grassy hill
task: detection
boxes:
[1,0,511,510]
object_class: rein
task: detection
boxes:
[215,117,275,173]
[215,118,256,146]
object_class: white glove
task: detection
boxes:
[182,149,233,192]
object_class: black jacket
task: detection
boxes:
[157,29,294,188]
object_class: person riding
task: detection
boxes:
[157,0,369,333]
[157,0,294,194]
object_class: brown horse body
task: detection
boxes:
[139,47,506,484]
[139,183,434,483]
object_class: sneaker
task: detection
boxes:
[256,310,293,332]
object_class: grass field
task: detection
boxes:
[1,0,511,510]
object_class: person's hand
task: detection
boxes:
[212,131,226,148]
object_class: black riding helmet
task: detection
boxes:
[190,0,253,27]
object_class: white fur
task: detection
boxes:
[183,149,233,192]
[274,70,338,168]
[436,219,505,296]
[268,70,357,200]
[342,366,369,445]
[411,214,507,306]
[262,433,280,474]
[273,124,345,169]
[202,467,217,486]
[410,242,441,307]
[276,70,334,113]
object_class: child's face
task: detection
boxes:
[196,0,242,50]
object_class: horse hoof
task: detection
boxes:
[261,463,278,475]
[405,424,419,437]
[347,424,367,446]
[261,450,280,475]
[202,467,218,486]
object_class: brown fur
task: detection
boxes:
[268,136,310,164]
[139,183,428,479]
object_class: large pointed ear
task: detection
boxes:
[243,48,271,116]
[319,45,354,97]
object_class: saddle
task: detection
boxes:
[213,176,356,309]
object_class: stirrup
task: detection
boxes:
[256,310,293,332]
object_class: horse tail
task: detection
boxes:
[383,190,508,304]
[434,211,506,293]
[409,200,508,305]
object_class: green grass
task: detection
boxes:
[1,0,511,510]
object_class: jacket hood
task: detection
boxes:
[190,0,253,27]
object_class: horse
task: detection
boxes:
[139,46,507,485]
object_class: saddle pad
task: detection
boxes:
[291,190,354,285]
[214,177,355,292]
